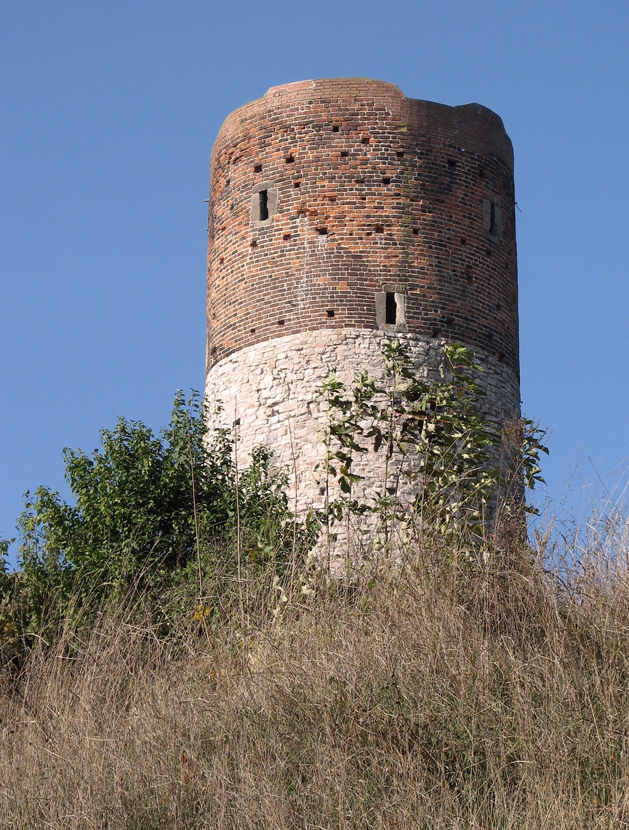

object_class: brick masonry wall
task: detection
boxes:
[206,78,519,378]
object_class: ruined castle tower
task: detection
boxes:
[205,78,520,522]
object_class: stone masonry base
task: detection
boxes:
[205,330,520,534]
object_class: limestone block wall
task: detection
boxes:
[204,329,520,515]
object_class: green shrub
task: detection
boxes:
[4,392,307,650]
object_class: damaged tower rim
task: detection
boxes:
[204,77,520,516]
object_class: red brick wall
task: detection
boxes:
[206,78,519,377]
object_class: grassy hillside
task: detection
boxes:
[2,519,629,828]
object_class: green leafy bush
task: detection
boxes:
[5,392,306,650]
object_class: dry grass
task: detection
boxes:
[3,522,629,828]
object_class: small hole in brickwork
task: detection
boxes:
[396,151,404,158]
[340,151,349,157]
[412,228,419,236]
[375,224,384,234]
[254,164,262,173]
[448,159,457,169]
[499,352,504,363]
[331,534,338,543]
[466,265,473,283]
[478,167,485,178]
[219,257,224,264]
[278,319,285,326]
[283,233,291,241]
[211,346,217,354]
[250,328,256,334]
[317,227,328,235]
[431,327,441,338]
[285,154,295,164]
[446,316,454,327]
[382,177,391,185]
[250,239,257,248]
[387,486,396,495]
[319,486,326,496]
[486,248,492,256]
[361,136,370,144]
[327,309,335,318]
[460,238,467,246]
[332,125,340,132]
[294,180,301,188]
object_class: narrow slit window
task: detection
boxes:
[258,190,269,221]
[251,183,277,225]
[489,202,500,237]
[376,290,406,331]
[482,196,502,240]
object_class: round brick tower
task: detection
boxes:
[205,78,520,523]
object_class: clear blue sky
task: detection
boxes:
[1,1,628,565]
